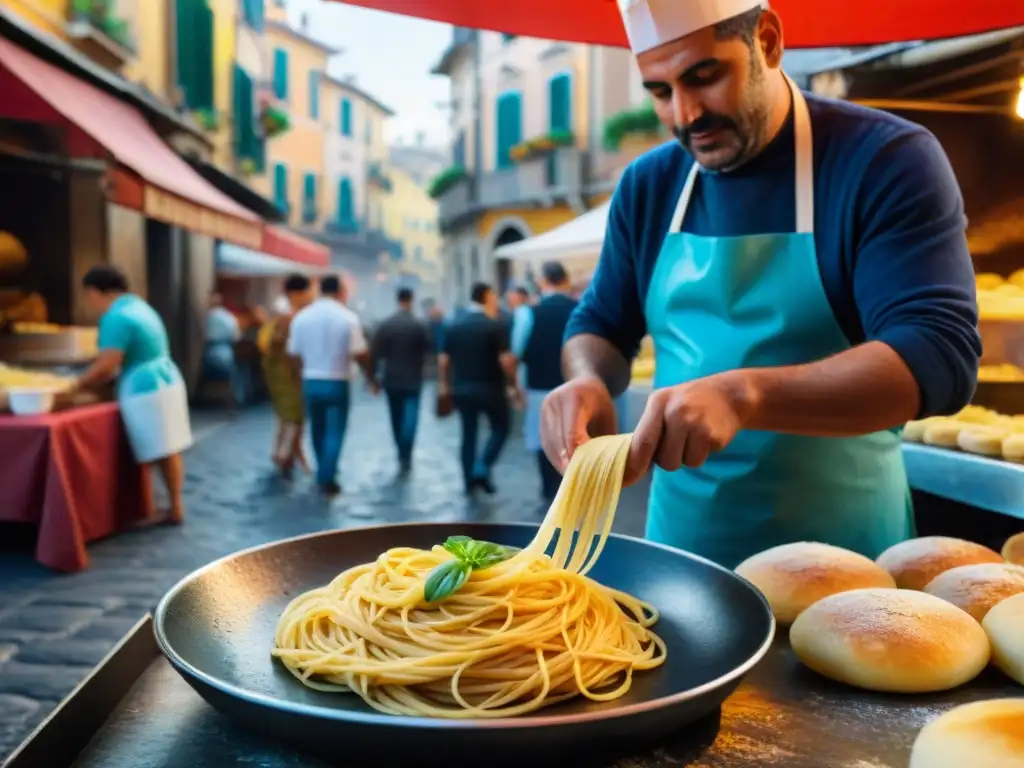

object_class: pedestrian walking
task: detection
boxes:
[258,274,314,479]
[371,287,432,474]
[287,275,377,496]
[512,261,577,504]
[437,282,518,495]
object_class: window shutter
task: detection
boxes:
[549,74,571,133]
[308,71,319,119]
[274,164,289,211]
[496,93,522,168]
[273,49,288,100]
[341,98,352,136]
[337,177,354,225]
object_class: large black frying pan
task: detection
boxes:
[155,523,774,765]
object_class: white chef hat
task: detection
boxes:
[619,0,766,54]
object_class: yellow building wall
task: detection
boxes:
[476,206,579,243]
[208,0,237,170]
[1,0,66,40]
[384,167,442,284]
[122,0,169,97]
[250,28,328,228]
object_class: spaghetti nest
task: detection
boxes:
[272,434,667,718]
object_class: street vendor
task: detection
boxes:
[540,0,982,567]
[65,265,193,525]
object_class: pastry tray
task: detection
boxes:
[4,615,1020,768]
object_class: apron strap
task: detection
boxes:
[667,75,816,237]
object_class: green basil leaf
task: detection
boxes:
[424,559,471,603]
[442,535,473,560]
[464,541,519,570]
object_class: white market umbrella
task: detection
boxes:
[495,201,610,265]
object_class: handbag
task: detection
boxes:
[436,390,454,418]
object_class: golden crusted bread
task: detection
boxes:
[982,592,1024,685]
[909,699,1024,768]
[735,542,895,625]
[876,536,1004,591]
[790,588,990,694]
[924,563,1024,621]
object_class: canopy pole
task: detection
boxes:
[852,99,1011,115]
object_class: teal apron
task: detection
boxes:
[643,79,913,569]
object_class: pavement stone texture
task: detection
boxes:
[0,387,648,759]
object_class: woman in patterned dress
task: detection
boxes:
[259,274,313,477]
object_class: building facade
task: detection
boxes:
[248,8,332,230]
[430,30,662,310]
[383,164,443,301]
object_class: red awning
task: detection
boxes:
[262,225,331,268]
[0,36,262,249]
[331,0,1024,49]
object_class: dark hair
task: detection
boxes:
[396,287,414,304]
[510,285,530,298]
[320,275,341,295]
[284,273,310,293]
[540,261,569,286]
[82,264,129,293]
[714,6,763,45]
[470,282,492,305]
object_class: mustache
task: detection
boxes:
[673,112,737,146]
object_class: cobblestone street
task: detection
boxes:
[0,387,648,759]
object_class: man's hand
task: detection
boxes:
[541,376,619,474]
[627,371,761,483]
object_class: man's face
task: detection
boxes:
[637,13,782,171]
[483,289,500,316]
[506,290,525,310]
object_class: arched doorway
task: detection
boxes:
[493,225,526,293]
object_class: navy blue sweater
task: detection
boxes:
[566,93,982,418]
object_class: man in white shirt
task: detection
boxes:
[287,275,377,495]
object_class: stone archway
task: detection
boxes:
[485,216,532,293]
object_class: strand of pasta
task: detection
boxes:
[272,433,666,718]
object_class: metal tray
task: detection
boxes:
[4,615,1020,768]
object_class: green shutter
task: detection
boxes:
[548,73,571,133]
[273,48,288,100]
[341,98,352,136]
[337,177,353,227]
[273,163,289,212]
[175,0,214,110]
[244,0,264,31]
[495,92,521,169]
[308,71,319,119]
[303,173,317,222]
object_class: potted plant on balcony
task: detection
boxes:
[602,102,666,153]
[426,165,468,200]
[257,91,291,138]
[70,0,134,50]
[193,108,220,132]
[509,130,574,163]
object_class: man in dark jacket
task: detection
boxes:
[438,282,517,494]
[371,288,432,473]
[512,261,577,503]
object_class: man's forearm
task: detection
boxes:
[354,352,376,385]
[561,334,632,397]
[437,354,451,391]
[741,341,922,436]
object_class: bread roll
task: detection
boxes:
[789,588,990,693]
[876,536,1004,591]
[924,563,1024,621]
[735,542,896,624]
[1003,531,1024,565]
[922,419,962,448]
[957,426,1008,457]
[982,592,1024,685]
[1003,433,1024,463]
[903,418,939,443]
[909,699,1024,768]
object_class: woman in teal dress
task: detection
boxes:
[66,265,193,524]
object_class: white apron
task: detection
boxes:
[119,379,193,464]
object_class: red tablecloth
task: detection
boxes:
[0,403,151,572]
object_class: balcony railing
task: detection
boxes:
[66,0,136,66]
[434,148,587,232]
[480,147,585,208]
[436,175,473,231]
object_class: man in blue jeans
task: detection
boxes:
[371,287,432,474]
[287,275,377,495]
[438,282,518,495]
